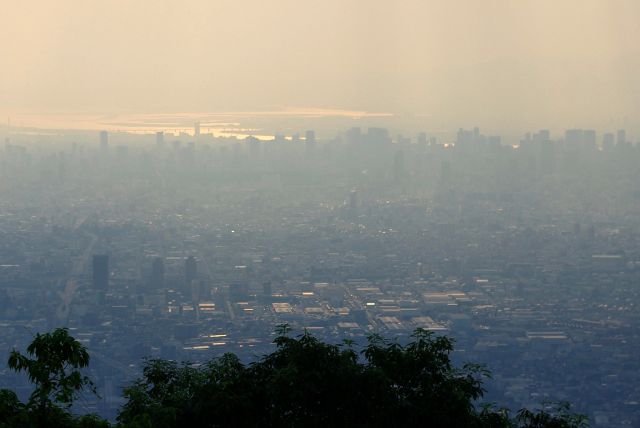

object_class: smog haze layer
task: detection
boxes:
[3,2,640,425]
[2,0,640,134]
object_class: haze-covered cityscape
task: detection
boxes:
[1,122,639,425]
[3,1,640,427]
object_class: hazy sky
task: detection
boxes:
[2,0,640,132]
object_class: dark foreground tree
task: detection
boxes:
[117,327,588,428]
[516,403,589,428]
[2,327,105,428]
[1,327,587,428]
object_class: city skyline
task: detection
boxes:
[2,124,639,425]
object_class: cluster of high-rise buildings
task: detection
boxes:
[0,125,639,425]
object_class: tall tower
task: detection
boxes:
[92,255,109,290]
[305,130,316,158]
[99,131,109,154]
[156,131,165,147]
[194,122,201,138]
[348,189,358,215]
[150,257,165,289]
[305,130,316,144]
[185,256,197,291]
[262,281,272,297]
[393,149,405,183]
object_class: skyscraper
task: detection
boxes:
[305,130,316,159]
[533,129,550,143]
[156,131,164,147]
[564,129,584,146]
[150,257,165,289]
[185,256,197,290]
[262,281,273,297]
[92,255,109,290]
[305,130,316,144]
[366,127,391,146]
[99,131,109,153]
[349,189,358,212]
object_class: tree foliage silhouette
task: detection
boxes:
[1,327,587,428]
[116,326,587,428]
[2,327,103,427]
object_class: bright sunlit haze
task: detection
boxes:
[2,0,640,135]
